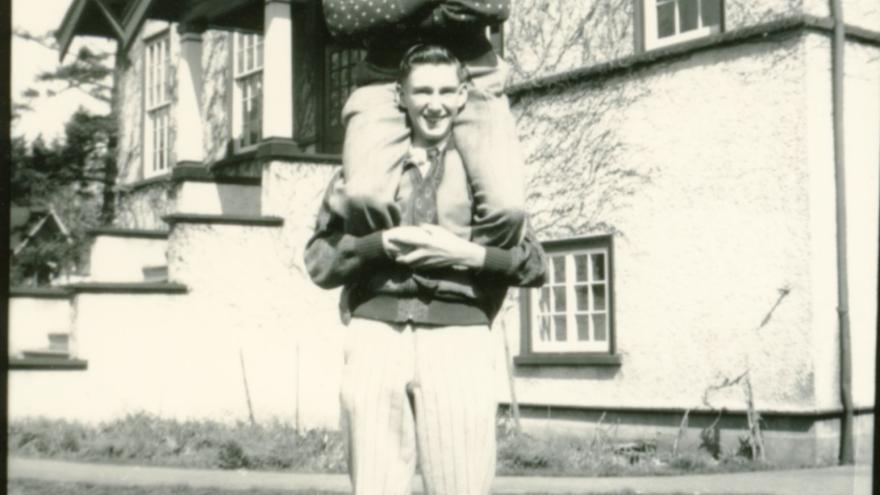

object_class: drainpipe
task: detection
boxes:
[828,0,854,465]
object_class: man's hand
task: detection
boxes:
[382,225,435,259]
[394,224,486,270]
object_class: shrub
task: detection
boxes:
[217,440,250,469]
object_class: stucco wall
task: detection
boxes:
[151,162,343,427]
[504,33,821,412]
[8,297,72,354]
[504,0,812,83]
[114,181,177,230]
[804,32,880,411]
[802,0,880,33]
[202,30,231,163]
[259,161,346,427]
[88,236,168,282]
[9,293,195,422]
[175,182,261,216]
[843,40,879,410]
[505,0,635,82]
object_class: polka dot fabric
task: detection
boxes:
[323,0,510,38]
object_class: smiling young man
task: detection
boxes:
[324,0,526,253]
[304,45,546,495]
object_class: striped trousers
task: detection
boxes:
[340,317,497,495]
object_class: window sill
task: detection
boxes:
[514,353,622,367]
[123,172,174,191]
[257,137,341,164]
[9,356,88,371]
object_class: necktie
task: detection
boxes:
[403,147,445,294]
[404,147,444,226]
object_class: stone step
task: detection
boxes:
[87,228,168,282]
[21,348,70,359]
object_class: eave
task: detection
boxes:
[57,0,131,60]
[57,0,278,60]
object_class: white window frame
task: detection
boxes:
[143,32,172,178]
[530,245,613,354]
[232,32,264,152]
[642,0,723,51]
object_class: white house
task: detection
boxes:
[8,0,878,465]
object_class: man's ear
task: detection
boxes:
[455,83,468,111]
[395,83,405,110]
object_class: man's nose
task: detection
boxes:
[426,94,444,112]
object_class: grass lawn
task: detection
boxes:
[7,479,717,495]
[8,413,784,478]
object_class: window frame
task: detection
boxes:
[317,43,365,154]
[142,29,173,179]
[516,234,621,367]
[637,0,725,52]
[230,31,264,153]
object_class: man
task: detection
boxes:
[304,45,545,495]
[323,0,526,251]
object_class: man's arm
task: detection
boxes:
[305,172,545,289]
[392,222,546,288]
[304,170,390,289]
[323,0,510,38]
[420,0,511,30]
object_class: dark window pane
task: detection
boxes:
[552,256,566,282]
[576,285,589,311]
[554,315,567,341]
[575,254,588,282]
[701,0,721,26]
[679,0,699,32]
[657,1,676,38]
[593,314,607,341]
[553,286,566,312]
[592,284,606,311]
[591,253,605,281]
[577,315,589,341]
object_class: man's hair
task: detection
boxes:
[398,44,468,85]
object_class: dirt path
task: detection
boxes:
[7,457,872,494]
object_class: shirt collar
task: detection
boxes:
[405,139,451,168]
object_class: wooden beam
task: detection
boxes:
[90,0,126,40]
[121,0,156,52]
[57,0,89,60]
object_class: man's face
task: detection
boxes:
[398,63,467,148]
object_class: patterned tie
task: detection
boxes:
[403,147,444,226]
[402,147,445,294]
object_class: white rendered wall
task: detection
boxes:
[805,33,880,411]
[8,293,198,422]
[8,297,72,354]
[88,236,168,281]
[504,35,819,413]
[802,0,880,33]
[175,182,262,216]
[259,160,345,428]
[841,40,879,409]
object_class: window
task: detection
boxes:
[517,235,620,366]
[143,33,172,177]
[320,44,365,153]
[232,32,264,151]
[291,3,364,153]
[641,0,723,51]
